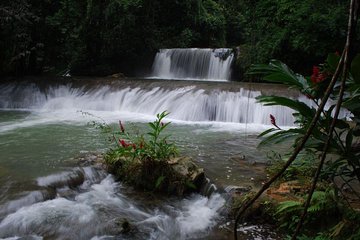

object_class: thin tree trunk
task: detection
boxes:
[291,0,359,238]
[233,0,359,238]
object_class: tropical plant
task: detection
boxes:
[251,53,360,185]
[266,150,318,182]
[97,112,202,195]
[104,111,178,165]
[245,53,360,239]
[276,190,339,231]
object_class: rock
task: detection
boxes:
[266,181,305,202]
[75,152,105,168]
[109,72,126,79]
[107,155,206,196]
[115,218,131,234]
[225,185,252,195]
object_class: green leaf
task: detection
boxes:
[147,132,156,137]
[259,128,303,146]
[335,119,350,129]
[276,200,302,214]
[185,181,197,189]
[346,129,353,152]
[161,122,171,131]
[249,60,309,91]
[148,122,157,130]
[326,53,341,73]
[258,128,278,138]
[351,54,360,84]
[155,175,165,188]
[257,95,314,118]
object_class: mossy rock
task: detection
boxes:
[106,156,205,196]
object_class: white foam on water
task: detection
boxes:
[150,48,234,81]
[0,83,296,135]
[0,174,226,240]
[176,193,225,238]
[0,191,45,217]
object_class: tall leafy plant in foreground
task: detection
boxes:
[234,1,359,239]
[243,54,360,239]
[251,54,360,184]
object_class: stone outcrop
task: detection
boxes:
[108,156,205,196]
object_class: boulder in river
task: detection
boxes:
[107,155,206,196]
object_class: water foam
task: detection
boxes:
[150,48,234,81]
[0,83,295,133]
[0,175,226,240]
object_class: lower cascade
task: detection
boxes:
[0,83,294,126]
[150,48,234,81]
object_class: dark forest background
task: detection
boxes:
[0,0,357,79]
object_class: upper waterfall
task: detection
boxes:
[150,48,234,81]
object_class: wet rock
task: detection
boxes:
[225,185,252,195]
[103,218,135,235]
[119,218,131,234]
[75,152,106,169]
[266,180,306,202]
[107,156,206,196]
[109,72,126,79]
[167,156,205,185]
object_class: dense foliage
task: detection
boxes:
[252,54,360,238]
[1,0,357,78]
[253,53,360,185]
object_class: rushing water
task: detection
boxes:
[150,48,234,81]
[0,80,288,239]
[0,81,294,126]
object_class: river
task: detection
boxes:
[0,78,290,239]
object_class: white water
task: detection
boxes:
[0,172,226,240]
[150,48,234,81]
[0,83,295,133]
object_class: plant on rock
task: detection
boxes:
[105,111,178,164]
[104,111,204,196]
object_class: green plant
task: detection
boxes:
[266,150,318,182]
[251,54,360,185]
[276,190,339,231]
[95,112,203,195]
[248,53,360,239]
[104,111,178,165]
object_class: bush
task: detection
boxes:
[97,111,204,195]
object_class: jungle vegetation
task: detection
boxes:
[1,0,357,78]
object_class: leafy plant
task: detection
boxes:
[276,190,339,231]
[251,54,360,185]
[266,150,318,182]
[248,53,360,239]
[104,111,178,165]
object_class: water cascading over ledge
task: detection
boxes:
[0,83,294,126]
[150,48,234,81]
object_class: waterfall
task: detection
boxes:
[0,83,295,126]
[150,48,234,81]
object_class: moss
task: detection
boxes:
[106,154,205,196]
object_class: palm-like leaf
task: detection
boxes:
[249,60,310,91]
